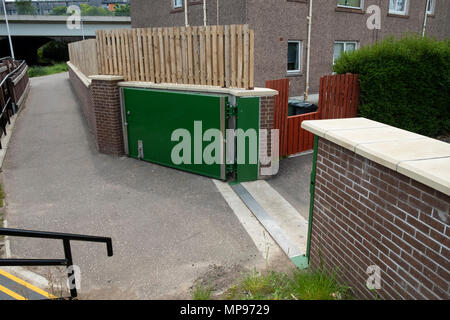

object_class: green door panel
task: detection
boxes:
[235,97,260,182]
[123,88,226,180]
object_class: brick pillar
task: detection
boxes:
[90,75,125,156]
[259,95,275,178]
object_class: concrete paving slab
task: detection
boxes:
[1,72,265,299]
[241,181,308,256]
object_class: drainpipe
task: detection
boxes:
[184,0,189,26]
[422,0,430,37]
[2,0,15,60]
[304,0,313,102]
[203,0,207,26]
[216,0,219,25]
[305,135,319,264]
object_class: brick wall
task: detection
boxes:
[259,95,275,177]
[68,65,125,156]
[310,138,449,300]
[90,78,124,156]
[68,65,96,138]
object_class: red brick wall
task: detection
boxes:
[90,79,124,156]
[259,95,275,177]
[310,138,449,300]
[68,65,96,138]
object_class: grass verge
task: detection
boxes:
[28,63,68,78]
[192,267,351,300]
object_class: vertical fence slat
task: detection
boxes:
[249,29,254,89]
[211,25,218,86]
[142,28,149,81]
[206,26,212,86]
[224,25,231,88]
[193,27,201,85]
[181,27,188,84]
[243,24,249,90]
[218,26,224,87]
[199,26,206,85]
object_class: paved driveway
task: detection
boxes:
[2,72,263,299]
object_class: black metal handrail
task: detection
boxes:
[0,227,113,299]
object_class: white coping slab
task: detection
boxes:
[117,81,278,97]
[66,61,91,87]
[302,118,450,196]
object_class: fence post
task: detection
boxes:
[6,77,16,114]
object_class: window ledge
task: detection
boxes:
[387,13,409,19]
[170,1,203,14]
[335,7,365,14]
[286,72,303,77]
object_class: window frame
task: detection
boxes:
[333,41,358,64]
[173,0,183,9]
[337,0,364,10]
[426,0,435,15]
[287,40,302,75]
[389,0,409,15]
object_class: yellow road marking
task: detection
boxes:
[0,284,27,300]
[0,269,56,299]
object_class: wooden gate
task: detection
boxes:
[266,74,359,157]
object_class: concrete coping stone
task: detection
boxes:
[89,75,125,81]
[66,62,91,87]
[302,118,450,196]
[117,81,279,97]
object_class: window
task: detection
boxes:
[333,41,357,64]
[173,0,183,8]
[337,0,363,9]
[389,0,408,15]
[427,0,435,15]
[287,41,301,74]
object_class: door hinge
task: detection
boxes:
[226,102,238,119]
[226,163,237,175]
[138,140,144,159]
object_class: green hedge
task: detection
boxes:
[37,40,69,64]
[333,35,450,137]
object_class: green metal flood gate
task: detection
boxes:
[121,87,260,182]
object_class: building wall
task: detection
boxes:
[310,138,449,300]
[68,65,97,138]
[131,0,247,28]
[131,0,450,96]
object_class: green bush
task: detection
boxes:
[80,4,113,16]
[28,63,68,78]
[333,35,450,137]
[114,4,130,16]
[50,6,69,16]
[15,0,37,15]
[37,40,69,64]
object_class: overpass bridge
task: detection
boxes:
[0,15,131,38]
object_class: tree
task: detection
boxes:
[15,0,37,15]
[114,4,130,16]
[80,4,113,16]
[50,6,68,16]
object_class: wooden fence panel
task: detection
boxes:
[68,39,99,76]
[266,78,290,157]
[319,73,359,119]
[74,25,253,89]
[268,74,359,157]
